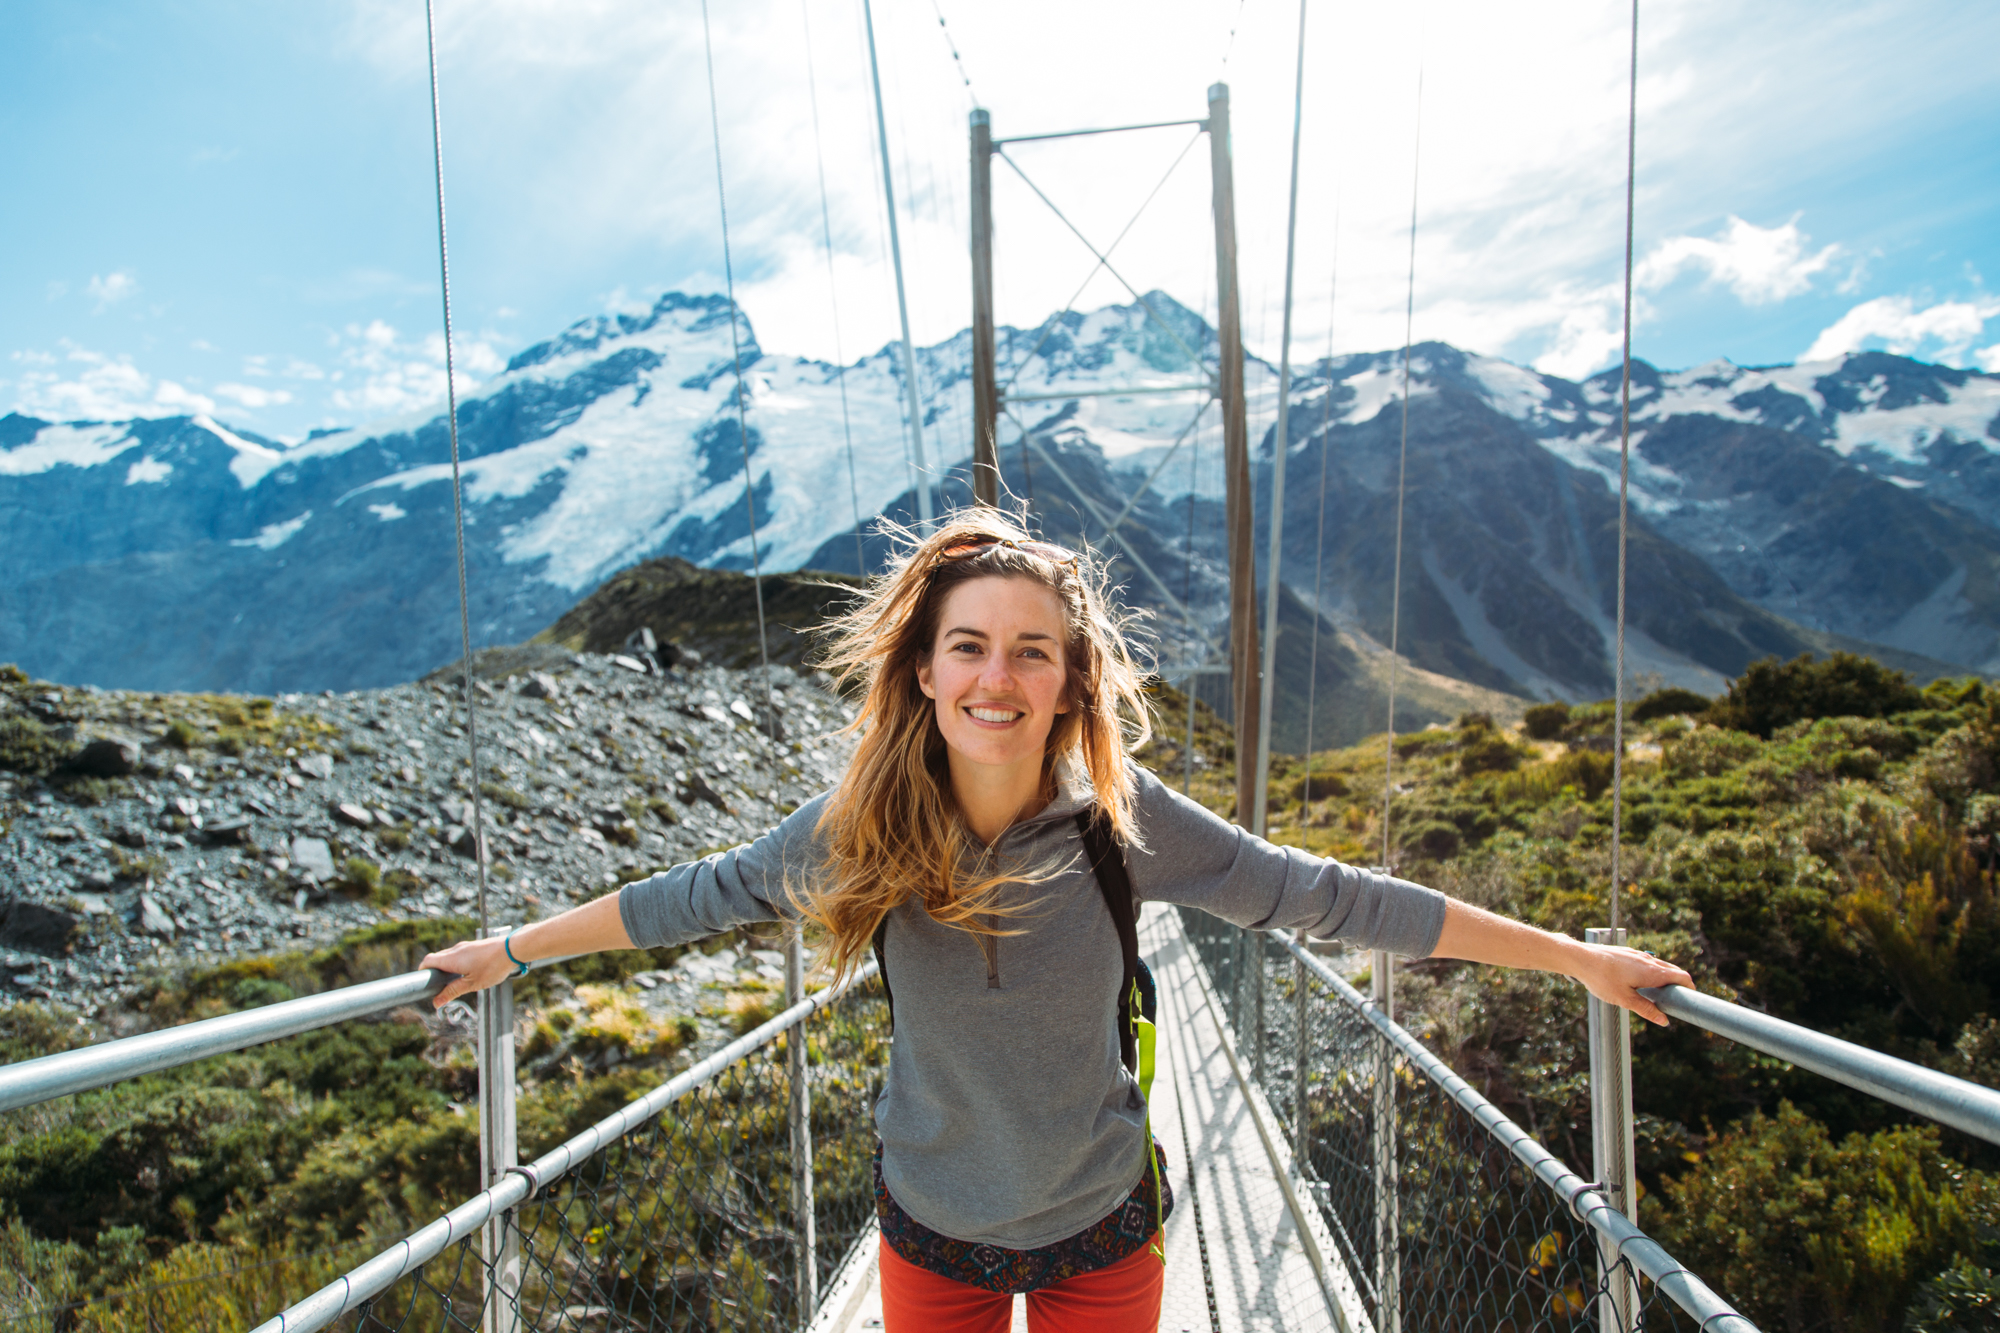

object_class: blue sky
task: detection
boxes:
[4,0,1997,440]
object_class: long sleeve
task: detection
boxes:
[617,793,832,949]
[1124,768,1447,958]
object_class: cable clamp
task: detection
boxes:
[503,1163,543,1197]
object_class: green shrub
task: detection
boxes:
[340,857,382,899]
[1653,1104,1993,1333]
[1630,685,1713,722]
[1458,732,1524,776]
[0,715,70,776]
[1711,652,1925,739]
[1523,701,1570,740]
[163,720,198,750]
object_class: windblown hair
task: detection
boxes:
[800,512,1152,979]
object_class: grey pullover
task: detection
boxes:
[619,763,1446,1250]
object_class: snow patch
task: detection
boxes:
[367,502,407,520]
[0,422,136,475]
[125,456,172,485]
[196,415,288,488]
[231,511,312,550]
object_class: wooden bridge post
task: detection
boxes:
[1207,82,1261,833]
[969,108,1000,509]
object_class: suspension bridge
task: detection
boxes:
[8,2,2000,1331]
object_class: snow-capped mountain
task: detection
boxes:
[5,289,1996,717]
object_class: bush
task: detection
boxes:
[1523,701,1571,740]
[480,781,532,810]
[1653,1104,1993,1333]
[0,715,70,776]
[1711,652,1924,739]
[1458,733,1524,777]
[163,720,198,750]
[1630,685,1713,723]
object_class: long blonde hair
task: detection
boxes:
[801,512,1151,978]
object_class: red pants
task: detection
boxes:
[879,1234,1165,1333]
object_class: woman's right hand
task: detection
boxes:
[421,936,519,1008]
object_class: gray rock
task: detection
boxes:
[520,672,562,700]
[334,802,375,828]
[291,837,336,882]
[137,893,177,937]
[71,737,140,777]
[296,753,335,780]
[0,900,81,955]
[204,816,254,845]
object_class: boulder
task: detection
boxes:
[137,893,177,938]
[520,671,562,700]
[295,753,335,780]
[290,837,336,883]
[110,825,148,849]
[334,802,375,828]
[0,900,81,955]
[70,737,139,777]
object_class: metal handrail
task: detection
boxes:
[1281,936,1759,1333]
[250,959,879,1333]
[1641,984,2000,1148]
[0,968,450,1113]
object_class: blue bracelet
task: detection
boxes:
[503,933,530,977]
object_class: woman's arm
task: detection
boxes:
[1430,899,1694,1026]
[420,892,632,1009]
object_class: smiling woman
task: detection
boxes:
[418,507,1691,1330]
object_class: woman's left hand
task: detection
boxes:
[1576,944,1695,1026]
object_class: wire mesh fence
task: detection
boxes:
[318,974,887,1333]
[1176,910,1733,1333]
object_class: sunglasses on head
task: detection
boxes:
[934,535,1080,569]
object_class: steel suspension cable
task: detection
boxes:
[1380,61,1424,873]
[1298,219,1340,851]
[799,0,868,575]
[423,0,488,938]
[700,0,776,730]
[998,129,1206,396]
[1611,0,1639,933]
[1251,0,1311,839]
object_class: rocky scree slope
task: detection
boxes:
[0,652,854,1017]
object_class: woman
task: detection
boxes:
[422,513,1692,1333]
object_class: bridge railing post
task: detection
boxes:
[477,930,520,1333]
[1587,927,1639,1333]
[787,925,819,1318]
[1372,948,1400,1333]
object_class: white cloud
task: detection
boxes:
[8,344,216,420]
[215,382,295,409]
[86,272,139,311]
[324,319,502,417]
[1804,295,2000,365]
[1637,216,1842,305]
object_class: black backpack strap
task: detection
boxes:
[1077,809,1148,1074]
[871,914,894,1032]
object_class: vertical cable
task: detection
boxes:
[700,1,776,730]
[1251,0,1311,839]
[1380,64,1423,873]
[1611,0,1639,934]
[1299,218,1340,853]
[799,0,869,576]
[422,0,487,937]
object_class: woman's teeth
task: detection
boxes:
[968,706,1020,723]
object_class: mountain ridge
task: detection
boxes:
[5,290,1995,744]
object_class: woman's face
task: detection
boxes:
[916,575,1071,777]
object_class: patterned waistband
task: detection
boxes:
[873,1140,1172,1295]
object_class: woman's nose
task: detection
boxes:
[978,654,1015,689]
